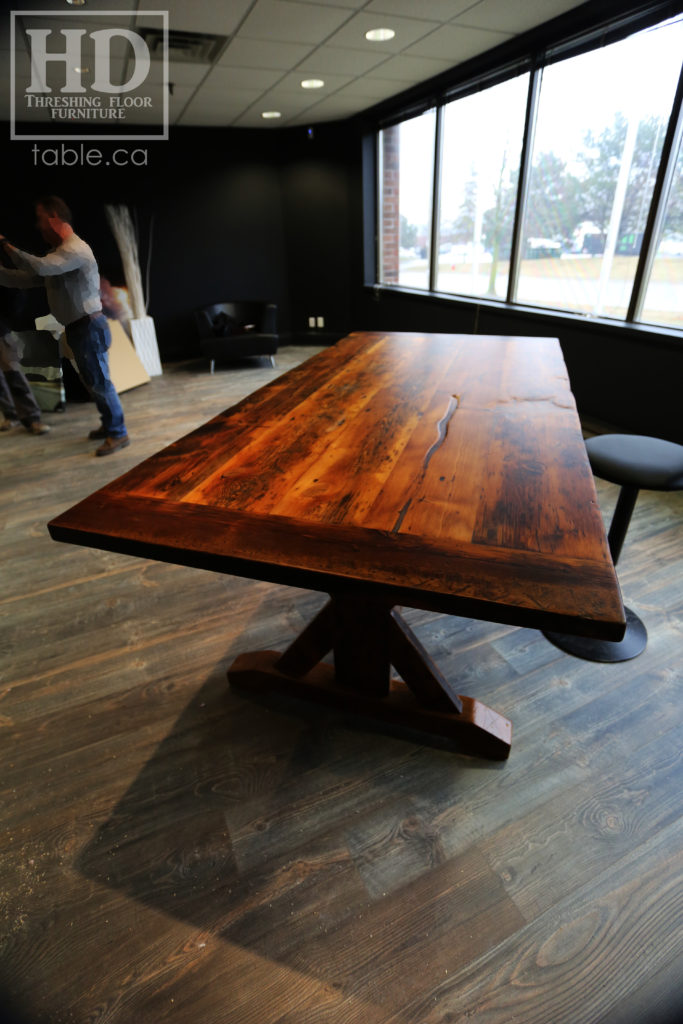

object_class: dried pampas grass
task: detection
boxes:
[104,204,147,319]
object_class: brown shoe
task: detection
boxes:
[27,421,51,435]
[89,425,108,439]
[1,418,18,432]
[96,435,130,456]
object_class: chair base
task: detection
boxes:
[543,606,647,663]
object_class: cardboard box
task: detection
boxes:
[60,318,150,393]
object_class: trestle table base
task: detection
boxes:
[228,597,512,760]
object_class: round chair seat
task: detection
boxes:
[544,432,683,663]
[586,434,683,491]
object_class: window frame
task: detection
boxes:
[368,1,683,339]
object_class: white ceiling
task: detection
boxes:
[3,0,588,129]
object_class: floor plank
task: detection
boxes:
[382,817,683,1024]
[1,349,682,1024]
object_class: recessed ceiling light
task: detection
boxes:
[301,79,324,89]
[261,111,281,120]
[366,28,395,42]
[66,1,87,7]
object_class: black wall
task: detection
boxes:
[280,121,357,341]
[145,129,287,358]
[1,129,290,359]
[2,119,681,442]
[1,122,359,359]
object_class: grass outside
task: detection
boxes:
[400,254,683,327]
[433,254,682,282]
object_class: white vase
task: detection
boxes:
[130,315,162,377]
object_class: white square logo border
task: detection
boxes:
[10,9,169,142]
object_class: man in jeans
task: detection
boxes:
[0,196,129,455]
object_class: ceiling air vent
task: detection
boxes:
[139,28,228,64]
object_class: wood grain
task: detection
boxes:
[45,333,625,757]
[45,333,626,756]
[2,349,680,1024]
[48,332,624,639]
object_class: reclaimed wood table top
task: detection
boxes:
[49,331,624,641]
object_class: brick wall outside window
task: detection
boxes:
[380,125,399,283]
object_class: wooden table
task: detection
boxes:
[48,332,625,759]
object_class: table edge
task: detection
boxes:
[49,491,626,641]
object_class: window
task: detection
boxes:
[373,11,683,336]
[378,109,436,290]
[640,137,683,328]
[517,19,683,319]
[437,75,529,300]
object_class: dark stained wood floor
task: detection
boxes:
[1,347,682,1024]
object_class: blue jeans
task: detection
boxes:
[0,332,43,425]
[66,314,127,439]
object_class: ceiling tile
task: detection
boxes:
[455,0,585,36]
[288,94,367,121]
[10,0,135,11]
[232,109,284,127]
[136,1,254,36]
[274,70,354,93]
[364,53,457,83]
[7,0,136,41]
[167,84,195,123]
[255,86,318,105]
[366,0,473,18]
[324,12,441,53]
[178,88,262,126]
[232,91,320,126]
[13,13,137,48]
[238,1,354,45]
[290,0,366,8]
[7,49,39,81]
[178,106,243,126]
[203,65,284,91]
[145,62,211,88]
[102,82,168,122]
[3,0,608,129]
[295,45,390,76]
[4,80,49,122]
[217,37,314,70]
[332,77,412,100]
[405,22,512,62]
[1,17,18,51]
[189,89,264,109]
[24,56,129,94]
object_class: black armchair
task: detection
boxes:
[193,301,278,373]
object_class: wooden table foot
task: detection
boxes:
[228,648,511,760]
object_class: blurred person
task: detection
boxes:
[0,197,129,455]
[99,275,132,336]
[0,282,49,435]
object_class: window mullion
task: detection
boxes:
[627,62,683,323]
[429,106,444,293]
[507,67,542,303]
